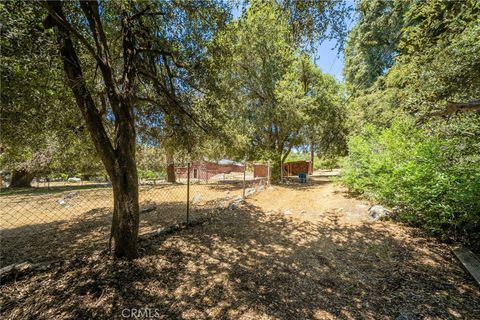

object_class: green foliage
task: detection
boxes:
[278,0,352,50]
[0,1,103,179]
[393,0,480,115]
[284,152,308,161]
[2,0,351,186]
[284,152,341,171]
[317,157,343,170]
[136,145,166,177]
[134,0,233,158]
[208,1,296,160]
[138,169,164,181]
[345,0,480,129]
[207,3,346,181]
[344,0,409,93]
[342,0,480,249]
[342,121,480,249]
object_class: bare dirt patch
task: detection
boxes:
[1,176,479,319]
[250,175,371,225]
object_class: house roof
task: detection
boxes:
[217,159,243,166]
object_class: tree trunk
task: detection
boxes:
[166,151,176,183]
[108,108,139,259]
[268,153,283,184]
[110,156,139,258]
[10,170,33,188]
[45,1,139,259]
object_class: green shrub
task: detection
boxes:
[284,153,342,170]
[342,121,480,250]
[317,157,343,170]
[138,169,163,181]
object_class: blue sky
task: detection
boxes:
[232,2,357,82]
[314,38,346,81]
[313,1,357,81]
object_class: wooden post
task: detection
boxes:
[186,162,190,224]
[452,245,480,286]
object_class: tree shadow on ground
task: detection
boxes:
[273,176,332,191]
[1,202,479,319]
[332,187,368,200]
[279,181,331,190]
[0,200,204,267]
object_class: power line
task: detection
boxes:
[327,17,355,79]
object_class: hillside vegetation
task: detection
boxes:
[341,0,480,249]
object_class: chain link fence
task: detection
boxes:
[0,161,270,267]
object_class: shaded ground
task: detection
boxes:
[1,174,479,319]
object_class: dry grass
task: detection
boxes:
[0,181,249,267]
[1,177,479,319]
[0,181,245,230]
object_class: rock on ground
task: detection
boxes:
[368,205,391,221]
[191,194,203,205]
[232,195,244,203]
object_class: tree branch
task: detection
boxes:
[79,1,123,116]
[43,1,115,176]
[135,96,171,116]
[41,2,101,64]
[129,6,166,20]
[121,10,137,95]
[137,47,195,69]
[417,99,480,124]
[139,69,208,132]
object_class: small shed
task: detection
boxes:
[253,164,268,178]
[283,160,312,176]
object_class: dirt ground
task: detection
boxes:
[1,173,479,319]
[250,174,371,225]
[0,181,246,230]
[0,181,248,266]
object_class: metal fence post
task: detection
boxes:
[267,160,271,186]
[186,162,190,224]
[280,158,283,183]
[242,160,247,198]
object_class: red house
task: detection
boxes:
[176,160,244,180]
